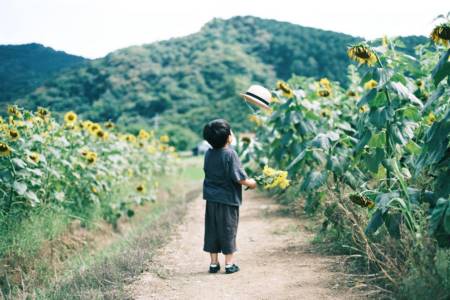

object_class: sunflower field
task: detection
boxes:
[240,16,450,297]
[0,106,176,235]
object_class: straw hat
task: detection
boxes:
[240,85,271,110]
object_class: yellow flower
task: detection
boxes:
[81,120,93,130]
[348,44,377,66]
[159,144,169,152]
[347,90,359,98]
[320,108,332,118]
[85,151,97,164]
[276,81,294,98]
[96,130,109,140]
[91,186,98,194]
[160,135,170,143]
[319,78,331,90]
[9,129,20,141]
[136,184,145,193]
[364,79,378,90]
[105,121,115,129]
[64,111,77,124]
[147,145,157,154]
[7,105,22,118]
[125,134,137,143]
[28,152,40,164]
[416,80,424,89]
[0,142,12,157]
[37,107,50,119]
[263,165,276,177]
[430,23,450,46]
[89,123,101,135]
[317,89,331,97]
[426,112,436,125]
[138,129,151,140]
[359,105,369,113]
[248,114,263,126]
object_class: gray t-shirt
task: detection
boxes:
[203,147,248,206]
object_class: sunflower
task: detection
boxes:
[138,129,151,140]
[347,90,359,98]
[359,105,369,113]
[276,81,294,98]
[85,151,97,164]
[37,107,50,119]
[9,129,20,141]
[28,152,41,164]
[426,112,436,125]
[317,89,331,97]
[159,144,169,152]
[0,142,12,157]
[96,130,109,140]
[160,135,170,143]
[80,148,89,157]
[64,111,77,124]
[320,108,332,118]
[248,114,263,126]
[7,105,23,118]
[89,123,101,134]
[364,79,378,90]
[136,184,145,193]
[349,194,375,209]
[81,120,93,130]
[105,121,115,129]
[125,134,137,143]
[319,78,331,90]
[416,80,424,89]
[348,44,377,66]
[430,23,450,46]
[147,145,157,154]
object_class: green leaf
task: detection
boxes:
[365,210,383,235]
[357,89,377,108]
[12,158,27,169]
[355,130,372,153]
[301,171,328,191]
[368,132,386,148]
[405,140,421,155]
[402,105,421,121]
[25,191,39,206]
[369,92,387,108]
[13,181,27,195]
[389,81,423,108]
[366,148,385,173]
[432,49,450,86]
[286,149,306,170]
[430,198,449,234]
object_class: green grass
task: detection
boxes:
[0,164,202,299]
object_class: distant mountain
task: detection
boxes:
[17,17,427,149]
[0,43,86,105]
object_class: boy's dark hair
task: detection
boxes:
[203,119,231,149]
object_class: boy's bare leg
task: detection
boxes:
[225,253,234,265]
[210,253,219,264]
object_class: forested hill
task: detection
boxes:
[19,16,426,148]
[0,43,87,105]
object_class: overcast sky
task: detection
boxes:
[0,0,448,59]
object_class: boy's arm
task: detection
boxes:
[228,150,257,189]
[239,178,257,189]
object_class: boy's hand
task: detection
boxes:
[246,178,257,189]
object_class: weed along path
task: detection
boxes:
[128,190,353,299]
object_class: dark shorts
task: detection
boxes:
[203,201,239,254]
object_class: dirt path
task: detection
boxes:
[128,191,354,300]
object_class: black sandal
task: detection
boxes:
[225,264,240,274]
[209,263,220,273]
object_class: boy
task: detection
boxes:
[202,119,257,274]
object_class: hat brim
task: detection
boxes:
[240,93,270,110]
